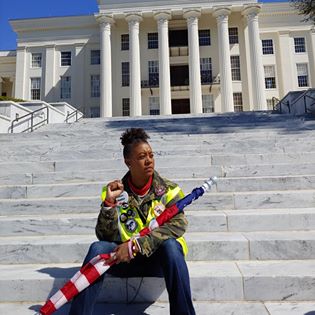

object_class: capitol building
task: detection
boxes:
[0,0,314,118]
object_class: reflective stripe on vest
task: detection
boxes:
[101,185,107,202]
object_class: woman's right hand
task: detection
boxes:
[106,180,124,204]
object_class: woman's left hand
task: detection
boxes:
[113,243,131,264]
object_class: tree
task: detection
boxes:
[291,0,315,24]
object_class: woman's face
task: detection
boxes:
[126,141,155,179]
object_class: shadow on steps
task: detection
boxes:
[29,266,164,315]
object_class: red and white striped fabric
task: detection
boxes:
[39,253,116,315]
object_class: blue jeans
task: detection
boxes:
[69,238,195,315]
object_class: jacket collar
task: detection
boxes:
[122,170,168,206]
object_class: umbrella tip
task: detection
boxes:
[202,176,217,191]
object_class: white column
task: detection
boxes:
[10,76,15,98]
[307,29,315,86]
[184,9,202,114]
[213,7,234,112]
[126,13,143,117]
[0,77,3,97]
[243,5,267,110]
[73,44,85,109]
[44,45,56,102]
[277,31,294,96]
[97,14,114,117]
[154,11,172,115]
[15,46,27,100]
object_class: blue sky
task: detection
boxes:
[0,0,286,51]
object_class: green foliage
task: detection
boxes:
[0,96,25,102]
[291,0,315,24]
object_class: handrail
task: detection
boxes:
[271,97,280,111]
[287,90,315,114]
[10,106,49,133]
[273,97,289,114]
[65,107,83,123]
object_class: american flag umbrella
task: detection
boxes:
[37,177,217,315]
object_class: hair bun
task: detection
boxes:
[120,128,150,146]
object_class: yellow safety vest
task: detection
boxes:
[101,185,188,256]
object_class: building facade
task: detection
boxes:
[1,0,314,117]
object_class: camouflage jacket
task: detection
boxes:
[95,170,188,257]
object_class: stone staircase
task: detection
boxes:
[0,112,315,315]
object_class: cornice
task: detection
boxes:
[98,0,254,17]
[10,15,97,33]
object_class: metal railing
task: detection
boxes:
[286,91,315,114]
[65,107,83,123]
[271,97,280,111]
[10,106,49,133]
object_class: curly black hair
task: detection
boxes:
[120,128,150,158]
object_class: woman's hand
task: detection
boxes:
[106,180,124,204]
[114,243,131,264]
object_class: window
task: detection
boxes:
[91,50,100,65]
[296,63,309,87]
[91,75,100,98]
[121,34,129,50]
[262,39,274,55]
[60,76,71,99]
[30,78,41,100]
[231,56,241,81]
[31,53,42,68]
[199,30,211,46]
[233,92,243,112]
[148,33,158,49]
[61,51,71,66]
[122,98,130,116]
[148,61,159,87]
[229,27,238,44]
[122,62,130,86]
[90,106,100,118]
[264,65,276,89]
[200,58,212,84]
[149,96,160,115]
[294,37,306,53]
[202,95,214,113]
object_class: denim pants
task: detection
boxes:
[69,238,196,315]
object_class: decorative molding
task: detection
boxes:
[153,10,172,21]
[183,8,201,19]
[95,14,114,26]
[212,7,232,19]
[125,12,143,23]
[242,4,261,17]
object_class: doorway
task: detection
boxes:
[172,99,190,114]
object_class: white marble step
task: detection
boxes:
[1,260,315,303]
[1,189,315,215]
[2,208,315,237]
[1,231,315,264]
[2,301,315,315]
[2,164,315,186]
[1,153,315,179]
[34,112,311,132]
[3,132,315,154]
[2,131,305,145]
[3,134,315,153]
[2,175,315,199]
[2,143,315,163]
[0,210,227,236]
